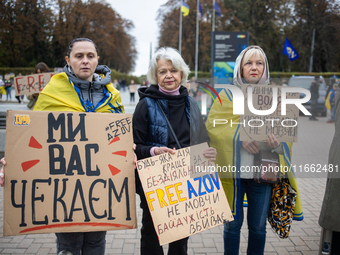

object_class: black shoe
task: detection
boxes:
[309,117,319,121]
[58,251,73,255]
[322,242,330,254]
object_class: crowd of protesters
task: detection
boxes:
[0,39,339,255]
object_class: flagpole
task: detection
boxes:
[278,52,283,78]
[195,0,199,79]
[309,28,315,73]
[211,0,216,87]
[212,0,215,31]
[179,1,182,55]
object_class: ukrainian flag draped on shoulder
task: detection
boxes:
[34,72,124,113]
[206,88,243,218]
[206,89,303,221]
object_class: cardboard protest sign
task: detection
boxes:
[240,84,299,142]
[128,85,138,93]
[14,73,57,96]
[4,110,136,236]
[136,143,233,245]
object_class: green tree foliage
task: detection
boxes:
[0,0,137,73]
[0,0,54,67]
[157,0,340,72]
[222,0,284,71]
[157,0,213,72]
[289,0,340,72]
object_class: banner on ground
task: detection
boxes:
[4,110,136,236]
[136,143,233,245]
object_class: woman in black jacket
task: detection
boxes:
[133,47,216,255]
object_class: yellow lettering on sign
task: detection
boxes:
[14,115,30,126]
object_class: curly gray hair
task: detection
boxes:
[147,47,190,85]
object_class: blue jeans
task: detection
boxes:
[224,179,272,255]
[331,104,336,121]
[5,87,11,100]
[56,231,106,255]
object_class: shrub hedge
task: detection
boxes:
[1,67,339,83]
[0,68,142,84]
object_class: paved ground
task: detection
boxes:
[0,88,335,254]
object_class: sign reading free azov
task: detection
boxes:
[136,143,233,245]
[4,110,136,236]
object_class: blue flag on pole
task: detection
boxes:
[214,1,221,17]
[282,38,299,61]
[199,1,204,17]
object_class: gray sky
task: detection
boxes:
[107,0,169,77]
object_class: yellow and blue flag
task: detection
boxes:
[283,38,299,61]
[181,0,189,16]
[214,1,221,17]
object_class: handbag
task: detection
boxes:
[267,178,297,238]
[253,150,280,184]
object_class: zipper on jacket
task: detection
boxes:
[89,82,93,104]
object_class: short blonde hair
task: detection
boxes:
[147,47,190,85]
[241,48,265,75]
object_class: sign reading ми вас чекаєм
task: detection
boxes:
[4,110,136,236]
[136,143,233,246]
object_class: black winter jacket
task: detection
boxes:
[133,85,210,160]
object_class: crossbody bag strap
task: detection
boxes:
[156,100,182,149]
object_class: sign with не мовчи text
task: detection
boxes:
[240,84,300,142]
[136,143,233,245]
[14,73,57,96]
[4,110,136,236]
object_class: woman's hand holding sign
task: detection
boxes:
[242,141,260,154]
[203,147,217,161]
[265,134,280,149]
[154,147,176,155]
[242,134,280,154]
[0,157,5,187]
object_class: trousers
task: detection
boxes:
[55,231,106,255]
[223,179,272,255]
[139,193,188,255]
